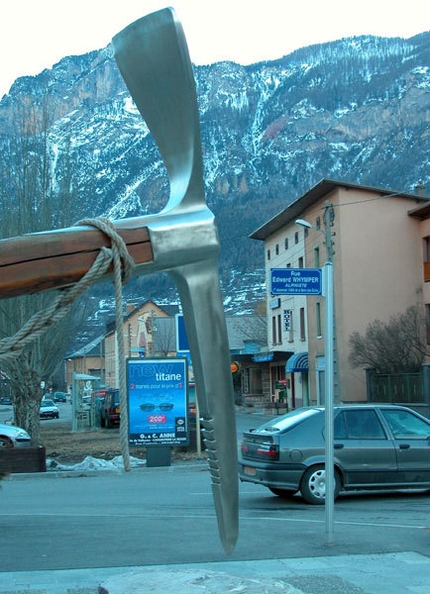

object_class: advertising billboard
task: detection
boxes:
[127,357,189,447]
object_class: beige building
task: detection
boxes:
[251,179,430,410]
[65,334,105,393]
[65,301,179,391]
[104,301,179,389]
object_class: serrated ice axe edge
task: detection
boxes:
[0,8,238,554]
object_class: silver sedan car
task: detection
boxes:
[239,405,430,504]
[0,422,32,448]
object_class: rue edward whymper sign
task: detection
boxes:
[270,268,323,295]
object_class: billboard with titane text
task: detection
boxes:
[127,358,189,446]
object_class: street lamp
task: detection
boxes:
[295,214,335,545]
[295,218,312,229]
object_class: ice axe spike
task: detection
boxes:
[0,8,238,554]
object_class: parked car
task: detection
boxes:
[39,399,60,420]
[0,422,31,448]
[100,389,120,428]
[52,392,67,403]
[239,405,430,504]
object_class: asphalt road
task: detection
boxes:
[1,462,429,573]
[0,401,73,426]
[1,403,264,431]
[0,405,269,442]
[1,408,429,576]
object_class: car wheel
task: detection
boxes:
[300,465,340,505]
[0,435,14,448]
[269,487,298,498]
[105,417,111,429]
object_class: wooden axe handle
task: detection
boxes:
[0,223,153,298]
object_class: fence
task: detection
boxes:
[366,367,430,417]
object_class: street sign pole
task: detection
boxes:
[270,263,334,542]
[323,261,334,544]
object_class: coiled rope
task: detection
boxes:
[0,217,135,472]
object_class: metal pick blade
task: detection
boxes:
[112,8,239,554]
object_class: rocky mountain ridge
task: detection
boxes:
[1,32,429,331]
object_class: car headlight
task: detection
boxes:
[15,429,31,439]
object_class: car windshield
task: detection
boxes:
[256,407,321,433]
[41,400,55,407]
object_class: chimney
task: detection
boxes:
[415,183,429,198]
[126,302,136,315]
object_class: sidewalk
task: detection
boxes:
[1,551,430,594]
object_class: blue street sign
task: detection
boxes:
[176,314,189,352]
[271,268,323,295]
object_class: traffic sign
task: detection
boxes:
[175,314,189,352]
[270,268,323,295]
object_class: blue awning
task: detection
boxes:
[286,352,309,373]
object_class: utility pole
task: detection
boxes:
[296,203,338,543]
[323,202,339,405]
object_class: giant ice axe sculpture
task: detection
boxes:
[0,8,238,554]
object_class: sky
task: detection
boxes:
[1,0,429,98]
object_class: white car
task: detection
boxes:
[39,399,60,419]
[0,422,32,448]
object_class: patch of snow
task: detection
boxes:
[47,455,146,472]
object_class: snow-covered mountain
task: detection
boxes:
[1,32,429,323]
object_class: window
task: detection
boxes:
[284,237,289,250]
[267,249,271,260]
[246,367,263,394]
[295,232,299,244]
[334,410,386,439]
[316,216,321,230]
[426,304,430,345]
[424,237,430,281]
[314,246,320,267]
[272,315,282,345]
[381,409,430,439]
[424,236,430,261]
[277,314,282,345]
[299,307,306,341]
[275,244,279,255]
[298,256,304,268]
[315,302,322,337]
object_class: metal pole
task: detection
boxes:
[72,373,77,433]
[323,261,334,544]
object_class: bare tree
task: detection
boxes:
[348,305,428,374]
[153,317,176,356]
[228,315,267,347]
[0,92,88,444]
